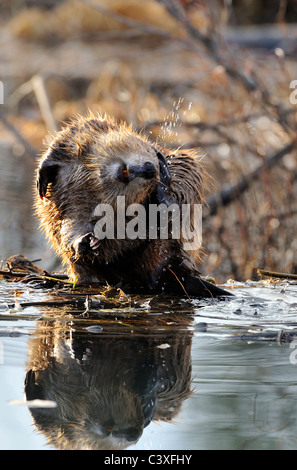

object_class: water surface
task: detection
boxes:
[1,278,297,450]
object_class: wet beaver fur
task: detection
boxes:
[35,113,232,298]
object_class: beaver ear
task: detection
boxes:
[155,149,171,186]
[37,157,60,199]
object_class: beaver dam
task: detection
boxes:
[1,271,297,450]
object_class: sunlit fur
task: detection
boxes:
[35,113,205,287]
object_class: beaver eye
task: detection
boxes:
[117,164,130,183]
[122,168,130,179]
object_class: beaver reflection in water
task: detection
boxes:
[35,113,232,298]
[25,319,193,450]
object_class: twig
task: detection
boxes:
[7,300,83,309]
[31,75,58,134]
[158,0,216,52]
[7,75,57,134]
[159,0,257,91]
[0,269,28,278]
[0,269,68,280]
[204,142,295,217]
[6,79,34,109]
[257,269,297,280]
[159,0,294,134]
[80,0,171,37]
[168,268,190,299]
[235,330,297,344]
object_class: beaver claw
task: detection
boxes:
[154,181,174,206]
[72,232,101,258]
[89,234,101,254]
[154,149,174,206]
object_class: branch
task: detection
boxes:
[158,0,216,52]
[257,269,297,280]
[204,142,295,217]
[80,0,171,37]
[158,0,294,132]
[31,75,58,134]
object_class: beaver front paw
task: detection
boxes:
[154,182,174,206]
[71,232,101,259]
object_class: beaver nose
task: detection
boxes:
[128,161,157,180]
[142,161,157,179]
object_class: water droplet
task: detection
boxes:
[86,325,103,333]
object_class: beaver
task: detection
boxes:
[35,113,232,298]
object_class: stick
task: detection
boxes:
[31,75,57,134]
[257,269,297,280]
[0,269,68,280]
[80,0,170,37]
[204,142,295,217]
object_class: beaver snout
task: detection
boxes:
[118,161,157,183]
[135,161,157,180]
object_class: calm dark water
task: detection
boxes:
[1,279,297,450]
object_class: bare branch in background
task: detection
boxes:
[80,0,171,37]
[204,142,295,217]
[31,75,58,134]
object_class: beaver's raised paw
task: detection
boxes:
[72,232,101,258]
[89,234,101,255]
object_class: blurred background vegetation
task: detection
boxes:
[0,0,297,282]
